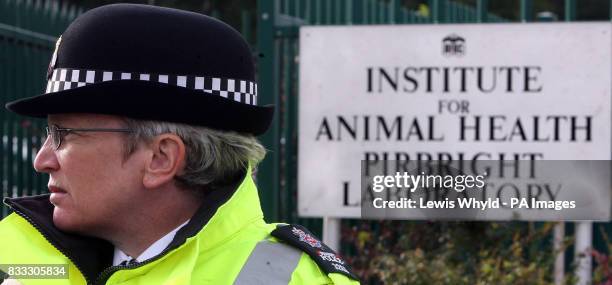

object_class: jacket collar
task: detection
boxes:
[4,194,114,284]
[162,166,264,252]
[193,166,265,251]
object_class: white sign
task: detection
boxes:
[298,23,611,220]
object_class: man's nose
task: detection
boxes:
[33,136,59,173]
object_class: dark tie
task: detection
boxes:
[119,259,136,266]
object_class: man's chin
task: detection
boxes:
[52,208,81,233]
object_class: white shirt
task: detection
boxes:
[112,220,190,266]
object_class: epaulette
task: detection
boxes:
[271,224,360,281]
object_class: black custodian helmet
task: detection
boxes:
[6,3,274,135]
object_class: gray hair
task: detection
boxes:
[122,118,266,193]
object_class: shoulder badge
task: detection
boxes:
[271,224,360,281]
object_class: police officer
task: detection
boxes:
[0,4,359,284]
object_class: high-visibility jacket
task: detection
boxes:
[0,169,360,285]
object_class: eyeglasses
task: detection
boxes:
[45,124,133,150]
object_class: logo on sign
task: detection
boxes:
[442,34,465,57]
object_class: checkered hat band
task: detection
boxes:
[45,68,258,106]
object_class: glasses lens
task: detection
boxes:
[46,125,60,149]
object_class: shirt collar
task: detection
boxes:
[112,219,190,266]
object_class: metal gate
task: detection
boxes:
[255,0,590,234]
[255,0,612,281]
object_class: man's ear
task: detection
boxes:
[142,134,186,189]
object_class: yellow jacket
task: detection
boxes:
[0,170,360,285]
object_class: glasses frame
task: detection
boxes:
[45,124,133,150]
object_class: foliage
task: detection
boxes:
[342,221,584,285]
[593,228,612,285]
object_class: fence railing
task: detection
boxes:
[256,0,512,237]
[0,0,80,217]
